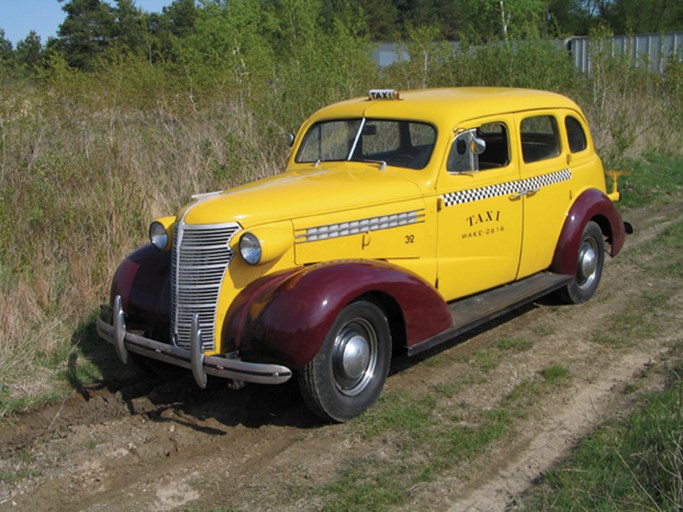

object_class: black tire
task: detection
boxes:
[557,220,605,304]
[298,300,392,422]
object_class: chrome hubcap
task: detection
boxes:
[577,239,598,289]
[332,319,378,396]
[341,334,370,380]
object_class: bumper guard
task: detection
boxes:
[96,295,292,387]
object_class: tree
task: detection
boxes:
[547,0,592,35]
[496,0,547,40]
[111,0,146,54]
[146,0,199,62]
[15,31,43,74]
[606,0,683,33]
[344,0,398,40]
[56,0,116,69]
[0,29,14,74]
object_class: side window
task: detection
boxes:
[447,121,509,173]
[565,116,587,153]
[521,115,560,163]
[477,122,509,169]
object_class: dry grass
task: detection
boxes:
[0,75,294,413]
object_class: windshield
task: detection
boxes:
[295,118,436,170]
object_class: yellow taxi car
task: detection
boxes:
[97,88,631,422]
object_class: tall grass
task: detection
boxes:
[0,28,682,414]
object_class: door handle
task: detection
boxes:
[509,190,526,200]
[509,188,540,200]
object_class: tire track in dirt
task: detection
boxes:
[449,346,676,512]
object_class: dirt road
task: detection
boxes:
[1,202,681,512]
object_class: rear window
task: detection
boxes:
[565,116,588,153]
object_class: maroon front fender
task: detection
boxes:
[223,261,452,369]
[110,244,171,336]
[551,189,626,276]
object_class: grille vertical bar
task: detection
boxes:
[170,222,241,351]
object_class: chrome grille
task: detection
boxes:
[171,222,241,351]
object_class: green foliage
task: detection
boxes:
[599,0,683,34]
[498,337,534,352]
[57,0,116,70]
[539,365,571,384]
[385,32,578,93]
[355,391,437,440]
[618,154,683,208]
[176,0,274,92]
[265,0,375,127]
[14,31,44,74]
[0,29,14,78]
[504,367,571,416]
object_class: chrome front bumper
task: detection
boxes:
[96,295,292,388]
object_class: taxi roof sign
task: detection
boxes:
[368,89,400,100]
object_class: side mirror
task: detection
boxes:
[287,133,295,147]
[471,136,486,155]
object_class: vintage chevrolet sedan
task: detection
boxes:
[97,88,631,421]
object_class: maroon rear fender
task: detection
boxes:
[551,188,626,276]
[222,261,453,369]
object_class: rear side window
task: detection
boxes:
[521,115,560,163]
[565,116,587,153]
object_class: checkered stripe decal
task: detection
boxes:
[296,209,425,243]
[441,168,572,207]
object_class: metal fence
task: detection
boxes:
[371,33,683,74]
[566,32,683,73]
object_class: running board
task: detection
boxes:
[407,272,571,356]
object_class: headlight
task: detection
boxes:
[239,232,262,265]
[149,221,169,250]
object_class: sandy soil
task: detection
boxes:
[1,201,681,512]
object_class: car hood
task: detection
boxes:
[180,167,424,228]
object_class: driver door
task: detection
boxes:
[435,117,523,301]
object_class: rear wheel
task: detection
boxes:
[299,300,392,422]
[557,221,605,304]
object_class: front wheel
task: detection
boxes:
[298,300,392,422]
[557,220,605,304]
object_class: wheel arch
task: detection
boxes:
[223,260,452,369]
[551,188,626,276]
[356,290,408,356]
[591,212,614,245]
[109,244,171,338]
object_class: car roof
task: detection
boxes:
[309,87,583,126]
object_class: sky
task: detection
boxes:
[0,0,173,45]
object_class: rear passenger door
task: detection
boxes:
[515,112,572,279]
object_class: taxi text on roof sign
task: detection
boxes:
[368,89,400,100]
